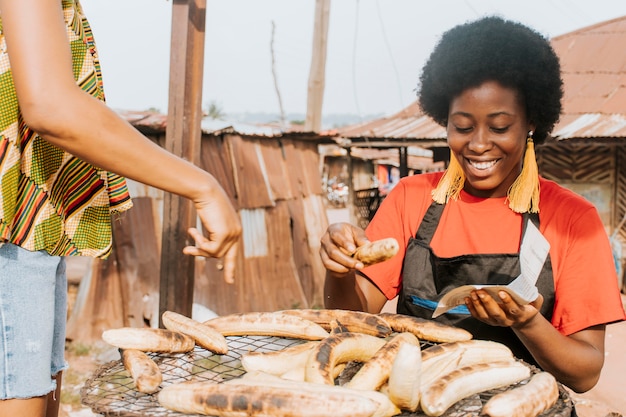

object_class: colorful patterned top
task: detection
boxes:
[0,0,133,258]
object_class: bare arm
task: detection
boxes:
[0,0,241,280]
[320,222,388,312]
[467,289,605,393]
[515,316,604,393]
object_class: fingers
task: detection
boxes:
[221,242,238,284]
[183,227,206,251]
[319,244,364,273]
[320,223,368,273]
[530,293,544,310]
[182,227,240,284]
[184,225,239,257]
[466,290,539,328]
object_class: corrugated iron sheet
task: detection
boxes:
[554,113,626,139]
[337,102,446,143]
[550,16,626,139]
[120,110,336,142]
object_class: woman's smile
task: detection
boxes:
[466,158,499,172]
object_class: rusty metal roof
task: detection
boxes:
[551,16,626,139]
[120,110,336,143]
[336,102,446,145]
[337,15,626,144]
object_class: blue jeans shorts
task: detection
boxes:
[0,243,68,399]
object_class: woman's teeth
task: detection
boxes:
[469,160,497,170]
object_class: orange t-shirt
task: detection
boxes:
[364,172,626,336]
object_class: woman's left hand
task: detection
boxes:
[465,290,544,329]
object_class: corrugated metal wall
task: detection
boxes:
[192,133,329,314]
[537,143,618,232]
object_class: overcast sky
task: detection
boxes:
[79,0,626,118]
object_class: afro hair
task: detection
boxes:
[417,16,563,143]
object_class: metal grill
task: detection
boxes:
[81,335,573,417]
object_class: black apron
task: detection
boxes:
[397,201,555,366]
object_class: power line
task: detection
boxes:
[351,0,363,121]
[270,20,287,129]
[375,0,405,110]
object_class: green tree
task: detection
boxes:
[205,101,226,120]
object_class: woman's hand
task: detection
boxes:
[319,222,370,275]
[321,222,388,312]
[183,186,242,284]
[465,289,544,329]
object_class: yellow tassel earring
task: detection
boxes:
[507,131,540,213]
[432,151,465,204]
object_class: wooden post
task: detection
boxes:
[305,0,331,132]
[346,147,359,225]
[399,146,409,177]
[159,0,207,321]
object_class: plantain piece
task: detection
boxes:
[420,339,514,391]
[161,310,229,354]
[121,349,162,394]
[328,318,350,334]
[387,341,423,412]
[378,312,473,343]
[482,371,559,417]
[102,327,195,353]
[228,376,401,417]
[281,362,347,383]
[352,237,400,266]
[277,366,305,382]
[345,332,419,391]
[240,340,318,376]
[420,360,531,417]
[158,379,382,417]
[203,311,329,340]
[454,339,514,366]
[420,349,460,393]
[304,332,387,385]
[281,308,392,337]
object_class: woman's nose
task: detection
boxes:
[467,128,491,153]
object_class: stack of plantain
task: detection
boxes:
[101,308,559,417]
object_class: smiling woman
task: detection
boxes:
[318,15,626,414]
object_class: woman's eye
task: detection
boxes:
[491,126,509,133]
[455,126,473,133]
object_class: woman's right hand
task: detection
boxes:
[320,222,370,275]
[183,181,242,284]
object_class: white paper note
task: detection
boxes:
[432,220,549,318]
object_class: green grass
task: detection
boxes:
[65,340,92,356]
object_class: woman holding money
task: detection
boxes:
[320,16,625,394]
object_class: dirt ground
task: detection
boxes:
[565,296,626,417]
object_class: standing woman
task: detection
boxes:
[321,16,626,397]
[0,0,241,416]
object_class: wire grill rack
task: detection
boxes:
[81,335,573,417]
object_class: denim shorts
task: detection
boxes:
[0,243,68,399]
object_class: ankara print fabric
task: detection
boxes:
[0,0,132,258]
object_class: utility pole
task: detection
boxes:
[305,0,330,132]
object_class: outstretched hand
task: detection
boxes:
[182,191,242,284]
[465,289,544,329]
[319,222,371,275]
